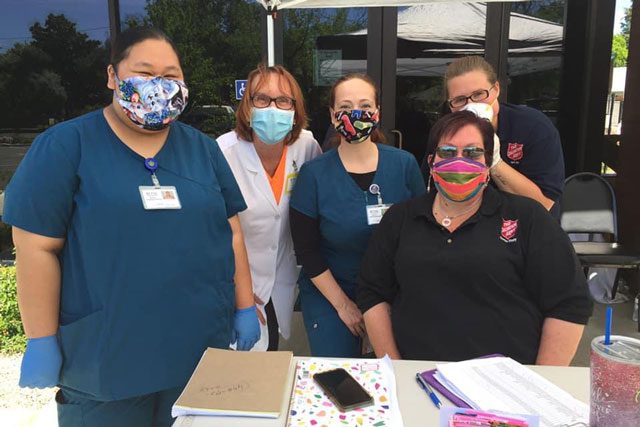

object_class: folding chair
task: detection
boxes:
[560,172,640,305]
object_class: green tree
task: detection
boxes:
[30,14,110,116]
[512,0,565,24]
[621,2,633,44]
[0,14,109,128]
[0,44,67,128]
[612,34,628,67]
[139,0,263,107]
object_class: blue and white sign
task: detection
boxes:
[235,80,247,100]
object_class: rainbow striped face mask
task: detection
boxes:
[431,157,488,202]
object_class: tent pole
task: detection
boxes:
[267,13,275,66]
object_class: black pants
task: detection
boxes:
[265,298,279,351]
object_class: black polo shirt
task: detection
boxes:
[497,103,565,219]
[357,187,592,364]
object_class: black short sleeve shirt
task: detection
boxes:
[357,187,592,364]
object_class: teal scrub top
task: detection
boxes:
[290,144,425,314]
[3,110,246,401]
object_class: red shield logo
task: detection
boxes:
[507,143,524,161]
[500,219,518,242]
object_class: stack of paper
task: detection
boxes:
[287,356,403,427]
[431,357,588,427]
[172,348,294,418]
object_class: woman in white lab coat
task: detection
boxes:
[217,64,321,351]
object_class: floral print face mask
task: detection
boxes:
[114,74,189,131]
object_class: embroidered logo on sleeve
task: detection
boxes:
[500,219,519,243]
[506,142,524,162]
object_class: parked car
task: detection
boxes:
[181,104,236,136]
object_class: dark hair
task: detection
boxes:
[426,110,495,166]
[327,74,386,148]
[235,63,308,145]
[110,27,180,70]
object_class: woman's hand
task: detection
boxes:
[336,298,365,337]
[19,335,62,388]
[231,305,261,351]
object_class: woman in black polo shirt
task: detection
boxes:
[357,111,592,366]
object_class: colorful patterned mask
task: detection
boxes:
[334,109,379,144]
[114,75,189,131]
[431,157,488,202]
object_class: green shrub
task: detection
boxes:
[0,266,26,354]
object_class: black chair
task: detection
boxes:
[560,172,640,303]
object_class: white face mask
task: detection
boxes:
[462,102,494,122]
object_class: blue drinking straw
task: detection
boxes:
[604,306,613,345]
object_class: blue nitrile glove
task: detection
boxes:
[230,306,260,351]
[19,335,62,388]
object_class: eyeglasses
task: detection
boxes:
[436,145,485,160]
[447,85,496,109]
[251,93,296,110]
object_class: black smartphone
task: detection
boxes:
[313,368,374,411]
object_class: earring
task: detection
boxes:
[427,175,432,193]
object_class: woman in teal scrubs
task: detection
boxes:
[3,27,259,427]
[289,74,425,357]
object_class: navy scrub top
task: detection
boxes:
[496,103,565,218]
[290,144,425,315]
[3,110,246,401]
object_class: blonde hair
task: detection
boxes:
[443,56,498,100]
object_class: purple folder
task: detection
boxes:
[418,354,504,408]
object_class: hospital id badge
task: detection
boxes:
[366,203,392,225]
[285,172,298,195]
[139,186,182,210]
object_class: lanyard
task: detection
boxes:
[144,157,161,187]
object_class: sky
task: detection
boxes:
[0,0,634,51]
[0,0,146,51]
[614,0,632,34]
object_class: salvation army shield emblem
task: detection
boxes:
[507,143,524,161]
[500,219,518,242]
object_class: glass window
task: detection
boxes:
[283,8,367,148]
[507,1,566,127]
[394,3,486,162]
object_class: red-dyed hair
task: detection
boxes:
[235,64,308,145]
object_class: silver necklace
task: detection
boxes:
[434,197,481,227]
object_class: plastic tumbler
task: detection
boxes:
[590,335,640,426]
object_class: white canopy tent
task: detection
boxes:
[258,0,523,9]
[257,0,528,65]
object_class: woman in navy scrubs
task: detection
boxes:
[442,56,565,218]
[289,74,425,357]
[3,27,259,426]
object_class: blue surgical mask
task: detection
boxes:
[250,107,295,145]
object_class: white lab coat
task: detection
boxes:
[217,130,321,351]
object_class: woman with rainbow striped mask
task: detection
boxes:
[357,110,593,366]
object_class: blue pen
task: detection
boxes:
[415,373,442,409]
